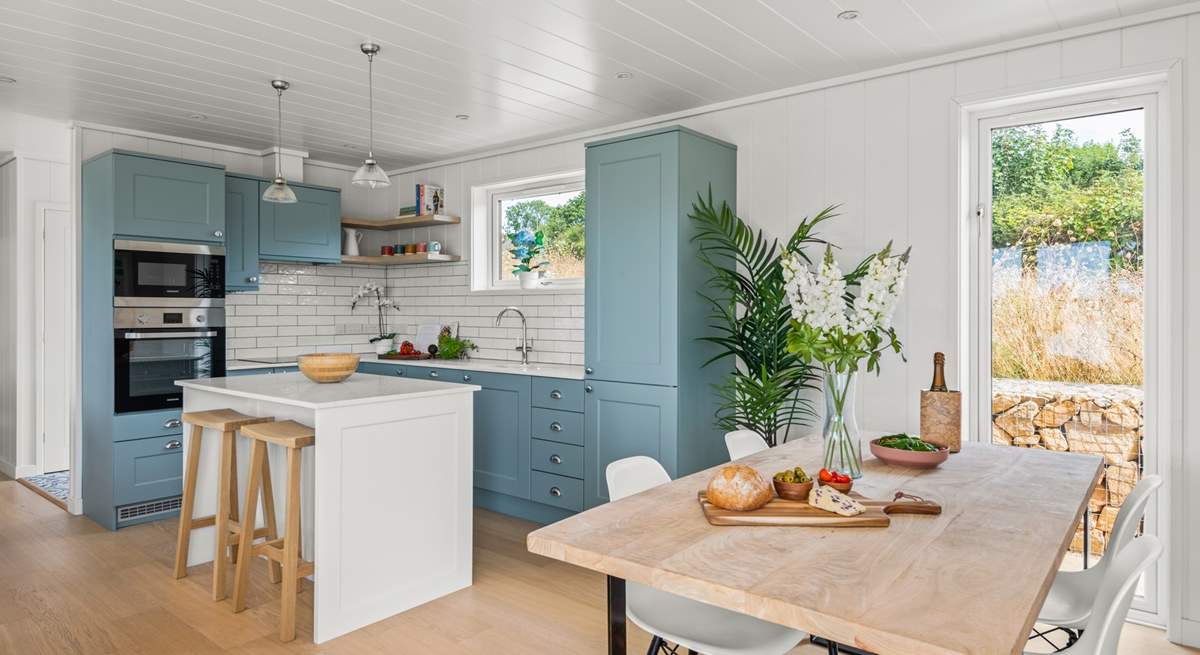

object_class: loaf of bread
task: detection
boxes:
[706,464,773,511]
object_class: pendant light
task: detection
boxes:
[262,79,298,204]
[352,43,391,189]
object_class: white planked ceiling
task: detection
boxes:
[0,0,1192,168]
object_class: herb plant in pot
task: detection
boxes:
[350,282,398,355]
[507,228,549,289]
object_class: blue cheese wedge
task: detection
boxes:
[808,484,866,517]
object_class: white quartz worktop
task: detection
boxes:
[229,355,586,379]
[226,359,286,371]
[177,371,479,409]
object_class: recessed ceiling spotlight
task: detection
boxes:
[188,112,206,120]
[837,9,860,20]
[455,114,470,120]
[0,76,16,84]
[614,71,634,80]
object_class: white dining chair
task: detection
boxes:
[1034,474,1162,648]
[606,456,806,655]
[724,430,769,461]
[1025,535,1162,655]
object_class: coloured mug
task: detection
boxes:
[381,245,395,256]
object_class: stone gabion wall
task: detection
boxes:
[991,378,1143,556]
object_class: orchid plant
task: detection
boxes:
[507,228,549,276]
[782,243,910,477]
[350,282,396,343]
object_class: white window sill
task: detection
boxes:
[469,283,584,296]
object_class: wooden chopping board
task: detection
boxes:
[697,491,941,528]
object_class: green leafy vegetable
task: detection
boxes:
[436,332,477,360]
[876,433,939,452]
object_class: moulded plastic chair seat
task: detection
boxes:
[1037,475,1162,630]
[725,430,769,461]
[1025,535,1162,655]
[605,456,806,655]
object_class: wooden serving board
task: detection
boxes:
[697,491,941,528]
[377,353,431,360]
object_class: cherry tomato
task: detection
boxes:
[818,468,834,483]
[834,472,851,484]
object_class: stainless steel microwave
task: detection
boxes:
[113,239,225,307]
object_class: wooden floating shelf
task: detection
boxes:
[341,214,461,230]
[341,253,462,266]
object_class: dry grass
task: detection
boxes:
[992,269,1143,385]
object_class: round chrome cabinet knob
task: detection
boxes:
[213,230,224,238]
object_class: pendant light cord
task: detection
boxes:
[367,52,375,159]
[275,86,283,178]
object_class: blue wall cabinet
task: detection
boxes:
[258,182,342,263]
[471,371,532,498]
[111,150,226,242]
[224,175,261,291]
[583,126,737,502]
[583,380,678,507]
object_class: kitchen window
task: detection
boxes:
[471,172,585,292]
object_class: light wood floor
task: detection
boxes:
[0,477,1193,655]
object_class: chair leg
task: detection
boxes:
[279,446,302,642]
[646,636,663,655]
[173,425,203,579]
[228,438,240,565]
[232,440,265,613]
[259,448,282,584]
[213,430,236,600]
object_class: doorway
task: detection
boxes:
[32,202,73,504]
[969,93,1165,626]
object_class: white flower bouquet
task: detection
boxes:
[350,282,397,346]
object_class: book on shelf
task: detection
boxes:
[416,184,444,216]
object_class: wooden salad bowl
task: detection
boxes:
[297,353,361,383]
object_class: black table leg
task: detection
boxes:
[608,575,627,655]
[810,635,875,655]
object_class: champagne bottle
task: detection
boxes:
[930,352,948,392]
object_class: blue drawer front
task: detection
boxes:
[531,439,584,479]
[358,362,403,376]
[531,377,585,412]
[113,435,184,505]
[112,409,183,442]
[531,407,584,447]
[530,471,583,512]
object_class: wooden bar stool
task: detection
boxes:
[174,408,274,601]
[231,420,315,642]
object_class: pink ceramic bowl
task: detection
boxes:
[869,438,949,468]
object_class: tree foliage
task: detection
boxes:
[991,124,1143,269]
[503,192,586,260]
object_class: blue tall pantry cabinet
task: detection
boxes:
[582,126,737,508]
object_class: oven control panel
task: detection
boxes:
[114,307,224,329]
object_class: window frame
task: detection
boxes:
[470,171,585,293]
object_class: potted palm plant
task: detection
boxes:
[689,190,836,447]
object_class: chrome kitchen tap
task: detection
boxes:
[494,306,533,365]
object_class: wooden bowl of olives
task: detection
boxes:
[772,467,813,501]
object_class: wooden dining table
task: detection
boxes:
[526,437,1102,655]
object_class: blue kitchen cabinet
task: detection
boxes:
[109,150,226,243]
[258,181,342,263]
[470,371,532,498]
[583,126,737,504]
[225,175,261,291]
[583,380,678,508]
[113,435,185,506]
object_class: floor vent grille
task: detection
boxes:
[117,496,182,524]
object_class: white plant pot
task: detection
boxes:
[518,271,541,290]
[374,340,392,355]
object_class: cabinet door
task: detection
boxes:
[258,183,342,263]
[113,435,184,506]
[113,153,225,242]
[471,372,532,498]
[584,380,677,508]
[584,133,678,386]
[224,176,260,291]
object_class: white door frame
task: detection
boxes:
[957,63,1183,634]
[33,202,75,479]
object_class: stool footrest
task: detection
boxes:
[227,520,270,539]
[297,561,314,579]
[188,514,216,529]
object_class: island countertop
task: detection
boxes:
[176,371,480,409]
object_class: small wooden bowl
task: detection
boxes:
[772,479,813,501]
[297,353,361,384]
[823,480,853,494]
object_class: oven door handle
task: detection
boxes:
[122,331,218,340]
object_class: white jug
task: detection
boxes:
[342,228,364,256]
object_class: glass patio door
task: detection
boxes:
[974,96,1162,624]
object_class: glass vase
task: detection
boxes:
[822,366,863,479]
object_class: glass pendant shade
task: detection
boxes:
[262,176,297,203]
[353,157,390,188]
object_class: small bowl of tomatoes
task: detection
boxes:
[818,468,854,494]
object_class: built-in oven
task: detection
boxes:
[114,307,225,413]
[113,239,225,306]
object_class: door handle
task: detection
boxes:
[123,331,218,340]
[429,370,439,378]
[549,390,562,399]
[164,440,182,450]
[549,454,563,465]
[163,418,182,429]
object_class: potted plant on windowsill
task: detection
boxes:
[507,228,549,289]
[350,282,398,355]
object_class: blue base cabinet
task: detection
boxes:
[469,371,532,498]
[110,150,226,243]
[583,126,737,507]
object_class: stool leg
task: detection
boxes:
[213,429,236,601]
[280,447,302,642]
[259,448,282,584]
[228,438,240,565]
[232,440,265,613]
[173,425,203,579]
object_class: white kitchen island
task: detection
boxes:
[175,372,480,643]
